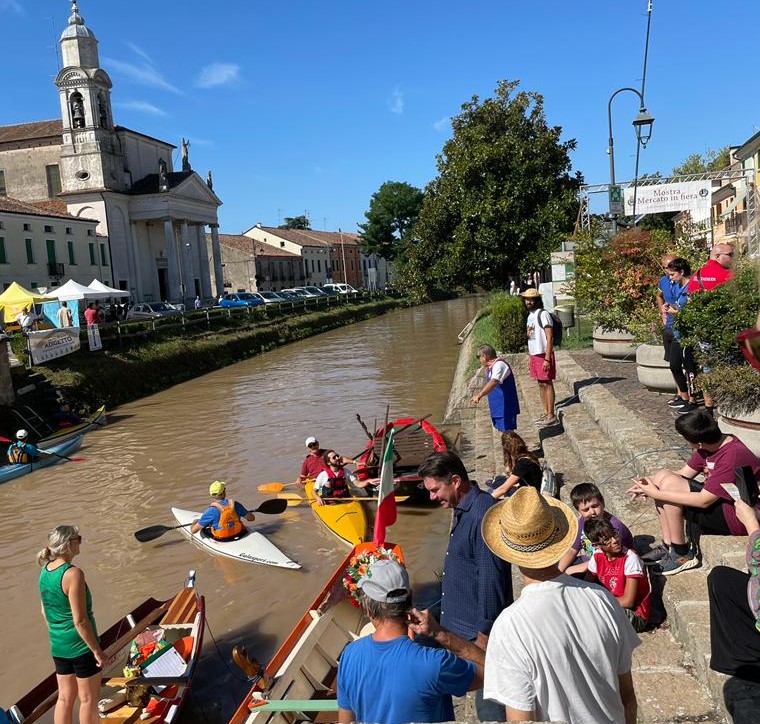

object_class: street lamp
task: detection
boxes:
[607,87,655,235]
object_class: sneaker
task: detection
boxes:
[660,550,700,576]
[641,543,669,564]
[668,397,688,408]
[538,414,558,428]
[675,402,699,415]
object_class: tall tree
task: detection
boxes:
[672,147,730,176]
[358,181,424,260]
[280,215,311,229]
[401,80,581,298]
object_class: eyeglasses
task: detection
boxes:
[329,455,340,462]
[720,252,735,257]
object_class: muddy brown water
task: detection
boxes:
[1,297,482,719]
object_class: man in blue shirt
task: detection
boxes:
[337,558,483,724]
[190,481,255,540]
[6,429,45,464]
[418,451,513,722]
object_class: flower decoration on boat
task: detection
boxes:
[343,545,403,607]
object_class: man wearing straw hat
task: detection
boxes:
[481,487,640,724]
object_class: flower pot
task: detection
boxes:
[592,327,636,360]
[635,343,676,392]
[718,407,760,457]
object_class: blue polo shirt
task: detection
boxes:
[197,499,248,530]
[441,484,513,640]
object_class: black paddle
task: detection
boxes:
[134,498,289,543]
[0,435,85,463]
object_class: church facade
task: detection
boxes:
[0,1,224,304]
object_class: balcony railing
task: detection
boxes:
[724,211,746,236]
[48,262,65,276]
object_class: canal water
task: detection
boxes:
[1,297,481,718]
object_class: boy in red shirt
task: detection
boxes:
[585,517,651,633]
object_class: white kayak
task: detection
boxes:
[170,507,301,570]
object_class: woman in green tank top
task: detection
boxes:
[38,525,105,724]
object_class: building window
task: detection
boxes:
[87,229,94,236]
[0,237,6,264]
[317,259,321,273]
[67,241,76,265]
[45,165,62,198]
[44,225,54,233]
[0,170,6,196]
[66,227,73,235]
[89,242,96,265]
[100,243,109,266]
[46,240,57,265]
[23,223,32,231]
[25,238,35,264]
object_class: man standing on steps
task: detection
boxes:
[471,344,520,432]
[520,288,556,427]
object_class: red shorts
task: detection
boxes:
[529,353,556,381]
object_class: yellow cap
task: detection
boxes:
[209,480,226,496]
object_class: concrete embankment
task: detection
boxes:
[444,337,734,723]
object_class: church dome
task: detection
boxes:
[60,1,96,40]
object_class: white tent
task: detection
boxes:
[47,279,112,300]
[88,279,130,297]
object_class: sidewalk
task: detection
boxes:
[453,346,738,723]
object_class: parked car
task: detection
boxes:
[303,286,329,296]
[252,291,285,304]
[219,292,265,308]
[125,302,183,321]
[291,287,321,298]
[276,289,300,301]
[323,283,358,295]
[318,286,340,295]
[281,288,308,298]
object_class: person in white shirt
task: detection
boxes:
[57,301,73,328]
[481,486,640,724]
[471,344,519,432]
[15,306,38,334]
[520,288,556,426]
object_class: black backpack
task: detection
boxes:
[540,309,563,348]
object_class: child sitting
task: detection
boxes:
[490,431,543,499]
[585,517,651,632]
[558,482,634,576]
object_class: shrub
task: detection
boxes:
[490,290,525,353]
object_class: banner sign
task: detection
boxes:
[87,323,102,352]
[609,184,624,215]
[624,181,712,214]
[28,328,81,364]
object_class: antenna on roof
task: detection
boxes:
[49,16,62,71]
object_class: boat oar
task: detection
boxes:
[355,414,373,441]
[0,435,85,462]
[257,481,296,493]
[134,498,289,543]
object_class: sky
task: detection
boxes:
[2,0,760,234]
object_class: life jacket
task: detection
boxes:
[324,468,350,498]
[7,442,32,464]
[210,499,244,539]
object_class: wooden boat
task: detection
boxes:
[171,507,301,569]
[356,415,447,499]
[228,542,403,724]
[0,436,83,485]
[3,571,204,724]
[38,405,107,446]
[304,483,367,547]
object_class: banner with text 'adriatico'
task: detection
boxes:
[624,181,712,214]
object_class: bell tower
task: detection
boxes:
[55,1,126,192]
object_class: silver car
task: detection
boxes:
[125,302,183,321]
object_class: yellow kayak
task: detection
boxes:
[304,484,368,547]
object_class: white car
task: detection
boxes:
[323,283,358,294]
[125,302,183,321]
[252,291,285,304]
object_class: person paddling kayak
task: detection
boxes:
[6,429,51,464]
[190,481,256,541]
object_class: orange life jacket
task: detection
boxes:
[211,499,244,539]
[7,443,31,464]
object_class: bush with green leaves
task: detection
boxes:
[490,290,525,353]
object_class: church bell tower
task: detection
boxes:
[55,1,126,193]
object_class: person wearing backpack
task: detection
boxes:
[190,480,255,540]
[520,288,557,427]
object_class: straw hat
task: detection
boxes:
[481,487,578,568]
[520,288,540,298]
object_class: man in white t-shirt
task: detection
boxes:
[471,344,519,432]
[481,487,640,724]
[520,288,556,426]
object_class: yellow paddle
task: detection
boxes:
[257,481,296,493]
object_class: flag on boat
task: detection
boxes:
[373,427,397,544]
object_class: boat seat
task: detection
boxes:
[161,588,197,626]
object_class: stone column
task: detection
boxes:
[163,218,179,302]
[209,223,224,298]
[180,220,191,303]
[196,224,212,298]
[128,221,142,301]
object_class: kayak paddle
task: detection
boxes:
[134,498,289,543]
[257,481,297,493]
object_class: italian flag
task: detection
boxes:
[373,428,397,544]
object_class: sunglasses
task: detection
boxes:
[719,252,735,257]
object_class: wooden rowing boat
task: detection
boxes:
[228,542,404,724]
[0,436,83,485]
[171,507,300,569]
[3,571,204,724]
[304,483,367,547]
[356,415,447,499]
[38,405,107,446]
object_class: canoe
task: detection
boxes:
[304,483,367,547]
[356,415,448,499]
[3,570,204,724]
[228,541,404,724]
[39,405,107,446]
[171,507,301,569]
[0,435,83,485]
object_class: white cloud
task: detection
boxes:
[123,41,154,65]
[0,0,23,12]
[196,63,241,89]
[433,116,450,132]
[389,87,404,115]
[103,56,182,94]
[114,100,168,117]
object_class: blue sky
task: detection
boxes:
[2,0,759,234]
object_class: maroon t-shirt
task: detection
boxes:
[687,436,760,535]
[300,450,327,479]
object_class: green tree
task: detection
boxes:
[280,215,311,229]
[358,181,424,260]
[401,80,581,298]
[672,147,730,176]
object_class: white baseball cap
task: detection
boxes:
[305,436,318,447]
[16,429,28,440]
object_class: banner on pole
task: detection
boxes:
[28,328,81,364]
[87,324,102,352]
[624,181,712,214]
[608,185,624,215]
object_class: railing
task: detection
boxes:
[724,211,746,236]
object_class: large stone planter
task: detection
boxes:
[593,326,636,360]
[718,407,760,457]
[636,343,676,392]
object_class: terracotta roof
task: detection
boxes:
[129,171,194,194]
[0,119,63,144]
[214,233,298,258]
[0,195,97,222]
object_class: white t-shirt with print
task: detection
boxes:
[526,309,552,356]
